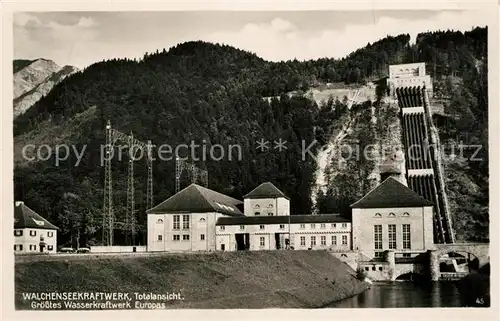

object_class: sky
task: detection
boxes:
[14,10,489,69]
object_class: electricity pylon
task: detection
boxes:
[102,121,154,246]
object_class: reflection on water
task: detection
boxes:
[328,282,461,308]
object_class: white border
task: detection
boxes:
[1,1,499,321]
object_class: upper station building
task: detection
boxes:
[14,201,59,253]
[387,62,433,98]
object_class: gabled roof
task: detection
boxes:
[14,202,59,230]
[147,184,243,216]
[351,177,433,209]
[243,182,289,200]
[216,214,350,226]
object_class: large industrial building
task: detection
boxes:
[146,171,434,261]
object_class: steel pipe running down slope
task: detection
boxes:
[396,86,451,244]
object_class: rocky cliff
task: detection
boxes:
[13,59,78,117]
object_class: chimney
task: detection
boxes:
[15,201,24,207]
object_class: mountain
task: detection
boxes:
[13,59,79,117]
[13,27,488,247]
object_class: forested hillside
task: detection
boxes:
[13,27,488,246]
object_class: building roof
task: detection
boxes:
[216,214,350,226]
[350,177,433,209]
[243,182,289,200]
[14,202,59,230]
[147,184,244,216]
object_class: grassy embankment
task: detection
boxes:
[15,250,369,309]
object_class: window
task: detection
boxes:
[300,224,305,229]
[221,244,225,251]
[310,224,316,229]
[402,224,411,249]
[374,252,383,258]
[300,236,306,246]
[388,225,397,249]
[402,212,410,217]
[14,230,23,237]
[14,244,23,251]
[255,212,260,216]
[30,245,36,251]
[374,213,382,218]
[200,234,205,241]
[240,225,245,230]
[182,215,190,229]
[342,235,348,245]
[268,212,273,216]
[320,223,326,229]
[279,224,285,229]
[183,235,190,241]
[48,245,53,251]
[332,235,337,245]
[342,223,347,228]
[255,204,260,208]
[173,235,180,241]
[260,225,265,230]
[47,231,54,237]
[260,237,265,247]
[156,218,163,224]
[311,236,316,246]
[331,223,336,228]
[374,225,382,250]
[173,215,180,230]
[30,230,36,237]
[157,234,163,241]
[365,267,369,271]
[219,226,225,231]
[389,212,395,217]
[372,266,376,271]
[321,236,326,246]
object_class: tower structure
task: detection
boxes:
[175,156,209,193]
[102,121,154,246]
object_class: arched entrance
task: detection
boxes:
[395,272,426,282]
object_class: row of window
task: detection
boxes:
[157,234,206,242]
[254,204,273,208]
[373,212,410,218]
[254,212,275,216]
[374,224,411,250]
[219,222,348,231]
[299,235,348,247]
[14,244,53,251]
[373,252,412,258]
[172,215,190,230]
[14,230,54,237]
[302,223,348,229]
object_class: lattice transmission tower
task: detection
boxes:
[102,120,155,246]
[175,156,209,193]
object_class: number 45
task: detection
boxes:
[476,297,484,305]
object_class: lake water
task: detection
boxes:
[327,282,462,308]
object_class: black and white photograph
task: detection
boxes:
[2,1,497,314]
